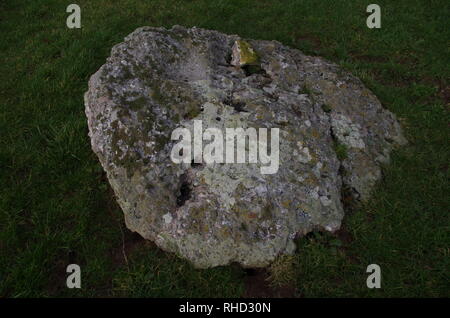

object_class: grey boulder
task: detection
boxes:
[84,26,406,268]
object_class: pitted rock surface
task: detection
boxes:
[85,26,406,268]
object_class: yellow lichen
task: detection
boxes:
[232,40,259,66]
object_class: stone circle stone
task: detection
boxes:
[84,25,406,268]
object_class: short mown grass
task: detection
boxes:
[0,0,448,297]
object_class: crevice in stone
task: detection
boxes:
[176,174,192,207]
[232,101,248,113]
[341,184,354,211]
[225,52,232,65]
[190,159,202,169]
[224,98,248,113]
[328,116,356,211]
[242,64,266,77]
[321,103,333,113]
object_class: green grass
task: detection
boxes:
[0,0,448,297]
[333,141,348,160]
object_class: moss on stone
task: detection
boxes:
[238,40,258,64]
[233,40,259,66]
[321,104,332,113]
[333,141,348,160]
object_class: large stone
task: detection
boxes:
[84,26,406,268]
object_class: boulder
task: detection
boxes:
[84,26,406,268]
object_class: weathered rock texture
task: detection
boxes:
[85,26,406,268]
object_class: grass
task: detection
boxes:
[0,0,448,297]
[333,141,348,160]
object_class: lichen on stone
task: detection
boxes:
[231,39,259,67]
[85,25,406,268]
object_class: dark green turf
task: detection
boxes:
[0,0,448,297]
